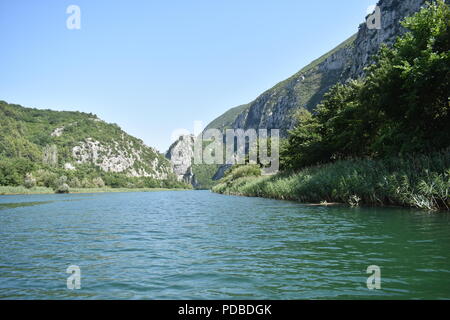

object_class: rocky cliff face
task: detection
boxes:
[71,137,171,179]
[344,0,427,79]
[165,135,197,185]
[207,0,427,134]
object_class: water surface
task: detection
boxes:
[0,190,449,299]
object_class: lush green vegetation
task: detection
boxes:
[213,1,450,211]
[0,156,190,193]
[191,164,221,189]
[0,186,54,195]
[0,101,191,193]
[213,150,449,211]
[0,186,187,195]
[281,0,449,170]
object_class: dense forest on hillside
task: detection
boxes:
[213,1,450,211]
[0,101,190,192]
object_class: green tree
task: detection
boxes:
[361,0,450,155]
[280,108,322,170]
[281,0,450,171]
[315,80,368,159]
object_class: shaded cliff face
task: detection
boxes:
[165,135,196,184]
[345,0,427,78]
[165,135,225,189]
[206,0,426,134]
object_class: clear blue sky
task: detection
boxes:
[0,0,375,152]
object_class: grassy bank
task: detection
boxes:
[212,150,450,211]
[0,186,188,195]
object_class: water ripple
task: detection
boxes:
[0,191,449,299]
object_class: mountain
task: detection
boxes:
[0,100,174,182]
[165,135,196,185]
[205,0,427,135]
[166,0,429,188]
[174,0,430,187]
[165,134,222,189]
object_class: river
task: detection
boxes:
[0,190,449,299]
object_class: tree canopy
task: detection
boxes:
[282,0,450,171]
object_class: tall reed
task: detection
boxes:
[212,149,450,211]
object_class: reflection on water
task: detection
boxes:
[0,190,449,299]
[0,201,55,210]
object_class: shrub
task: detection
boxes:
[34,169,58,188]
[55,176,68,186]
[53,176,70,193]
[69,177,81,188]
[92,177,105,188]
[81,178,94,188]
[54,183,70,194]
[23,173,36,189]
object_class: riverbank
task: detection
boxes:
[212,150,450,211]
[0,186,188,195]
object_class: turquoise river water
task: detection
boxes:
[0,190,449,299]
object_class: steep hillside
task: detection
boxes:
[206,0,427,134]
[213,0,450,211]
[169,0,430,189]
[204,104,250,132]
[0,100,178,187]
